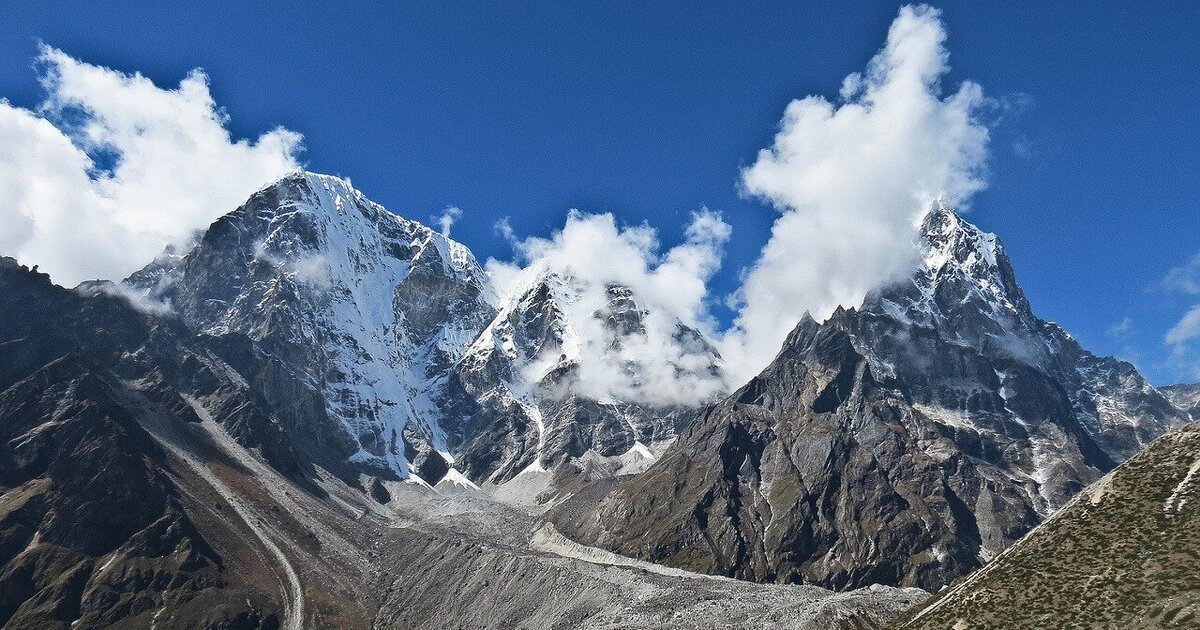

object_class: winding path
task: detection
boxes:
[150,397,306,630]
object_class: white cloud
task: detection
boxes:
[1162,252,1200,295]
[0,45,302,287]
[2,9,1002,409]
[493,216,518,245]
[253,240,333,290]
[77,280,174,316]
[1158,256,1200,380]
[1167,306,1200,346]
[436,205,463,237]
[1106,316,1135,340]
[486,210,731,406]
[720,4,990,384]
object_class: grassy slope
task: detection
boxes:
[895,422,1200,629]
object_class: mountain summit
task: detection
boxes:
[558,203,1189,590]
[126,171,718,487]
[128,172,496,479]
[3,175,1194,628]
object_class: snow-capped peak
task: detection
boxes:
[919,202,1002,280]
[126,169,497,479]
[871,202,1034,333]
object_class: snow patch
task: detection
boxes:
[439,468,480,491]
[1165,453,1200,513]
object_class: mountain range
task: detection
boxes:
[1,171,1196,629]
[556,203,1188,591]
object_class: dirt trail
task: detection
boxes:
[531,522,727,580]
[146,397,307,630]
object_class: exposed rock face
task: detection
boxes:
[5,167,1194,626]
[128,172,718,486]
[127,172,498,480]
[896,421,1200,629]
[1162,383,1200,419]
[0,258,283,628]
[447,271,716,484]
[0,258,920,630]
[560,205,1189,591]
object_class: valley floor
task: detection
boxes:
[373,482,927,630]
[154,416,926,629]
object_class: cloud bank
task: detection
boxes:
[0,45,302,287]
[719,4,990,384]
[486,210,732,406]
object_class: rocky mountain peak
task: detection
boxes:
[124,170,497,480]
[118,173,724,487]
[563,205,1190,592]
[1162,382,1200,419]
[875,202,1034,335]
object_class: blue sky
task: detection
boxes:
[1,1,1197,384]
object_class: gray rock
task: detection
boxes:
[125,172,717,489]
[895,420,1200,629]
[1161,382,1200,419]
[559,204,1189,591]
[127,172,497,480]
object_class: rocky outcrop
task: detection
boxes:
[559,205,1189,591]
[127,172,719,487]
[1162,382,1200,419]
[0,258,282,628]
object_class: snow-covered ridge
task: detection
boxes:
[127,171,497,478]
[887,201,1032,331]
[127,171,722,486]
[850,201,1190,514]
[436,250,733,485]
[247,172,498,474]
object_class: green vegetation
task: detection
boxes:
[894,424,1200,629]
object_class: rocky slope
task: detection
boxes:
[558,204,1189,591]
[895,420,1200,629]
[372,484,927,630]
[0,254,921,630]
[1163,382,1200,419]
[0,257,299,628]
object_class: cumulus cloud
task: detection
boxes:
[483,5,992,400]
[720,4,990,384]
[486,210,731,406]
[4,8,1000,410]
[0,45,302,287]
[436,205,463,237]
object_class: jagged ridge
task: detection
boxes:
[557,203,1189,591]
